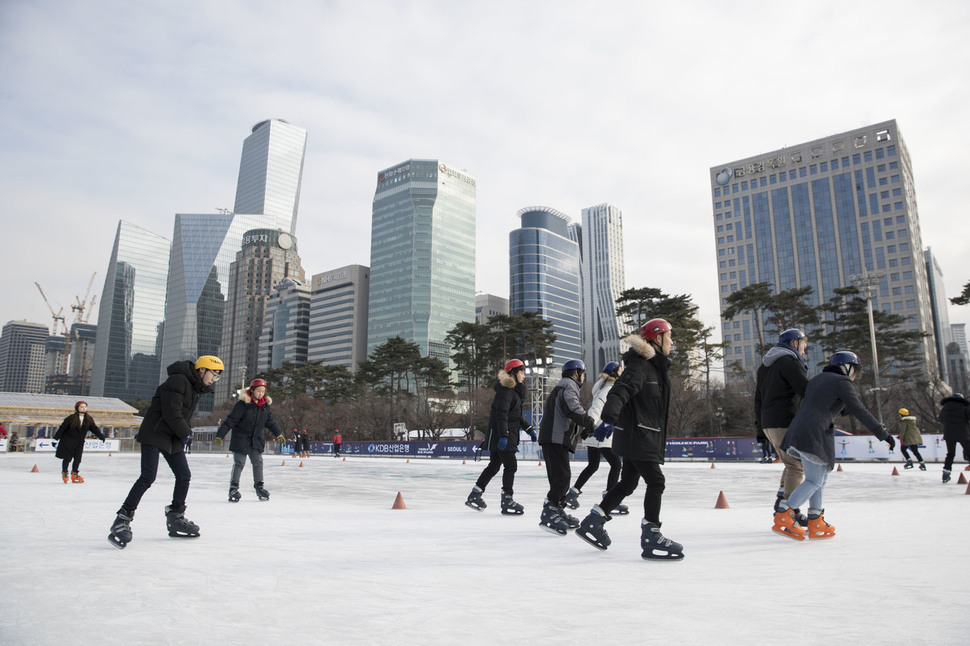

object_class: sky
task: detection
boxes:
[1,451,966,645]
[2,0,969,351]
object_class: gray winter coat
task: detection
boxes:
[538,376,592,451]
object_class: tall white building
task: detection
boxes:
[580,203,628,371]
[308,265,370,371]
[475,293,508,325]
[233,119,308,233]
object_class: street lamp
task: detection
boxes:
[850,273,885,424]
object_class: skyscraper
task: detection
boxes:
[580,203,629,370]
[0,321,49,393]
[475,293,508,325]
[367,160,476,365]
[509,206,582,367]
[233,119,308,233]
[924,247,952,384]
[710,120,936,381]
[90,220,171,401]
[258,277,311,373]
[308,265,370,371]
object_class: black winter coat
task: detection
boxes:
[482,370,530,452]
[600,334,671,463]
[754,344,809,430]
[135,360,212,455]
[938,396,970,441]
[54,412,105,460]
[217,391,283,453]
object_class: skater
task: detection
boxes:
[216,378,286,502]
[757,427,775,463]
[53,401,107,483]
[537,359,595,535]
[565,361,627,515]
[576,318,685,561]
[333,429,342,457]
[754,329,810,524]
[938,393,970,483]
[896,408,925,470]
[107,355,224,549]
[465,359,535,515]
[300,429,311,457]
[778,351,892,540]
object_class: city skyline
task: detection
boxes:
[4,2,970,374]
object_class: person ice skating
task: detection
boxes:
[300,429,311,457]
[107,356,224,549]
[938,393,970,483]
[757,426,775,463]
[53,401,107,483]
[754,328,810,525]
[897,408,925,471]
[564,361,628,515]
[333,429,342,457]
[537,359,595,535]
[465,359,535,515]
[778,351,892,540]
[216,378,286,503]
[576,318,685,561]
[0,422,7,438]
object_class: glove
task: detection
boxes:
[527,428,537,442]
[594,422,614,442]
[52,441,58,449]
[885,434,896,450]
[497,436,508,451]
[215,437,222,446]
[277,435,286,443]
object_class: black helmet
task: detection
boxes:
[779,329,806,345]
[562,359,586,377]
[602,361,621,377]
[829,351,861,376]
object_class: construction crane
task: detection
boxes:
[71,272,97,324]
[34,282,69,374]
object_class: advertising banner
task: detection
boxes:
[33,439,121,452]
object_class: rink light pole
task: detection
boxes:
[850,273,885,424]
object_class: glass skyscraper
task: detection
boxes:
[233,119,308,233]
[510,206,583,367]
[711,120,936,381]
[0,321,49,393]
[367,160,476,365]
[89,221,171,401]
[581,203,629,371]
[258,277,312,373]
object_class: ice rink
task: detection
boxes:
[1,451,966,645]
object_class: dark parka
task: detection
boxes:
[754,344,809,431]
[782,366,887,471]
[216,390,284,453]
[600,334,671,464]
[136,360,212,455]
[938,395,970,441]
[54,411,106,460]
[482,370,530,452]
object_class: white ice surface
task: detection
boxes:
[1,452,966,645]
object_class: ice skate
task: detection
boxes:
[107,509,134,549]
[641,521,684,561]
[538,500,568,536]
[254,482,270,501]
[559,507,580,530]
[943,469,951,483]
[165,504,200,538]
[772,508,807,541]
[904,459,914,469]
[564,487,581,510]
[71,472,84,483]
[61,471,69,484]
[576,506,612,550]
[500,493,524,515]
[806,509,836,539]
[919,462,926,471]
[228,482,241,503]
[792,508,808,528]
[602,490,630,515]
[465,485,486,511]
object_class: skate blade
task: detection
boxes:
[641,550,685,561]
[107,535,128,549]
[772,527,807,541]
[464,501,485,512]
[576,531,610,551]
[611,508,630,515]
[168,532,200,538]
[501,509,524,515]
[538,523,568,536]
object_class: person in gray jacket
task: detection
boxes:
[777,351,892,540]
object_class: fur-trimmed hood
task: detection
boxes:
[623,333,657,360]
[238,389,273,405]
[496,369,516,389]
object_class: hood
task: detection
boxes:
[495,370,516,389]
[900,415,917,422]
[762,344,802,368]
[239,390,273,405]
[622,334,656,360]
[941,396,969,406]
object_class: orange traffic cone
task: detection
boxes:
[714,491,730,509]
[837,464,843,472]
[299,461,305,468]
[538,460,542,467]
[282,460,286,466]
[30,464,39,473]
[965,481,970,495]
[392,492,407,509]
[710,462,716,469]
[462,459,466,465]
[406,458,410,464]
[958,472,968,485]
[342,457,346,461]
[891,467,900,476]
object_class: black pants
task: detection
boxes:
[476,450,518,495]
[541,443,571,505]
[943,437,970,471]
[61,456,81,473]
[122,444,191,514]
[900,444,923,462]
[600,458,666,524]
[574,447,621,491]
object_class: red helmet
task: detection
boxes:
[249,378,268,389]
[640,318,672,342]
[504,359,525,373]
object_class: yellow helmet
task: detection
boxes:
[898,408,909,416]
[194,355,225,372]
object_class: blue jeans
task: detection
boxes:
[121,444,191,513]
[785,458,828,511]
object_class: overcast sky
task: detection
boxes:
[2,0,969,353]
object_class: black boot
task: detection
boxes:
[576,505,612,550]
[108,508,134,549]
[641,520,684,561]
[229,482,241,503]
[165,504,200,538]
[254,482,270,501]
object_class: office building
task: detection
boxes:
[475,293,508,325]
[581,203,629,370]
[258,277,312,373]
[924,247,952,384]
[509,206,583,367]
[711,120,937,381]
[367,159,476,366]
[308,265,370,371]
[233,119,308,233]
[90,221,171,401]
[0,321,49,393]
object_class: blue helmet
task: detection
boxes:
[829,351,861,375]
[602,361,621,377]
[562,359,586,375]
[779,329,806,345]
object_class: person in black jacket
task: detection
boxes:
[54,400,107,483]
[107,356,224,549]
[754,329,810,522]
[216,378,286,502]
[938,393,970,483]
[576,318,684,561]
[465,359,535,515]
